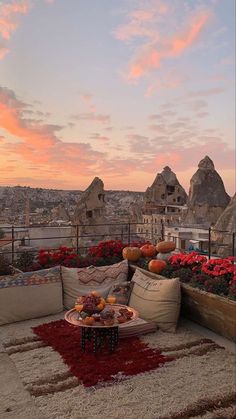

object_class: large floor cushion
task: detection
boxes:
[0,267,63,325]
[61,260,129,309]
[129,268,181,332]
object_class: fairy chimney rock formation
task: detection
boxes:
[73,177,108,245]
[74,177,106,223]
[184,156,230,225]
[54,202,70,221]
[145,166,187,205]
[212,193,236,257]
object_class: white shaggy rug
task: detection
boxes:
[0,313,236,419]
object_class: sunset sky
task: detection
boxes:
[0,0,235,195]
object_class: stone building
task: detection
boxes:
[136,166,188,241]
[184,156,230,226]
[145,166,187,206]
[51,202,70,223]
[211,193,236,257]
[164,225,209,253]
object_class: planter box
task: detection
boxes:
[129,264,236,342]
[181,283,236,342]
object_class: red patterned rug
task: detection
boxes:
[33,320,173,387]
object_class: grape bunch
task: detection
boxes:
[82,295,100,313]
[76,292,106,315]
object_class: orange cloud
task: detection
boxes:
[114,2,169,42]
[128,11,211,80]
[0,0,29,40]
[0,0,55,59]
[0,86,234,195]
[145,71,186,97]
[0,87,106,174]
[0,89,59,149]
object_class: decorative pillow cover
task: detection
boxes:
[129,268,181,332]
[61,260,129,309]
[0,266,63,326]
[109,281,133,305]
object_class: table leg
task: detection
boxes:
[81,328,86,351]
[93,328,98,354]
[114,327,119,345]
[109,327,118,353]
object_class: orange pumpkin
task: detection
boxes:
[83,316,95,326]
[122,246,142,262]
[106,295,116,304]
[156,241,176,254]
[75,303,83,312]
[148,259,167,274]
[96,302,105,311]
[91,290,101,297]
[140,244,157,258]
[100,297,106,306]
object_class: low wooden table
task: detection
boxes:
[65,304,138,353]
[80,324,119,353]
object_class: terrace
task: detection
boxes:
[0,222,235,418]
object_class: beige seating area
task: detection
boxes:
[0,263,235,418]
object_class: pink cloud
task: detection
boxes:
[127,10,211,80]
[0,42,9,59]
[71,112,110,124]
[1,87,234,194]
[196,112,209,118]
[89,133,110,142]
[187,87,226,97]
[114,9,157,42]
[0,88,61,149]
[186,99,208,111]
[114,1,169,42]
[0,0,55,59]
[145,71,186,97]
[0,86,106,175]
[0,0,29,40]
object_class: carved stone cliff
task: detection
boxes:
[73,177,109,245]
[212,193,236,257]
[145,166,187,206]
[184,156,230,225]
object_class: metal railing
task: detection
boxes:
[0,222,235,263]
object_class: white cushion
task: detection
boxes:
[129,268,181,332]
[0,267,63,325]
[61,260,128,309]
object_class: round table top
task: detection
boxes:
[65,304,139,328]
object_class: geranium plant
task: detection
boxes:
[161,252,236,301]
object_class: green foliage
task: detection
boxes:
[228,281,236,301]
[189,273,211,290]
[170,267,193,283]
[161,264,177,278]
[204,277,229,296]
[16,251,35,272]
[135,258,150,270]
[0,255,13,275]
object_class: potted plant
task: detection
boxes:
[160,252,236,341]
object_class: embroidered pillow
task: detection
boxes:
[129,268,180,332]
[61,260,128,309]
[0,267,63,325]
[109,281,133,305]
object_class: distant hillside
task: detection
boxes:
[0,186,144,221]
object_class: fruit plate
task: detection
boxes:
[65,304,139,328]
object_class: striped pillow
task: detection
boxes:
[0,267,63,325]
[129,268,181,332]
[61,260,128,309]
